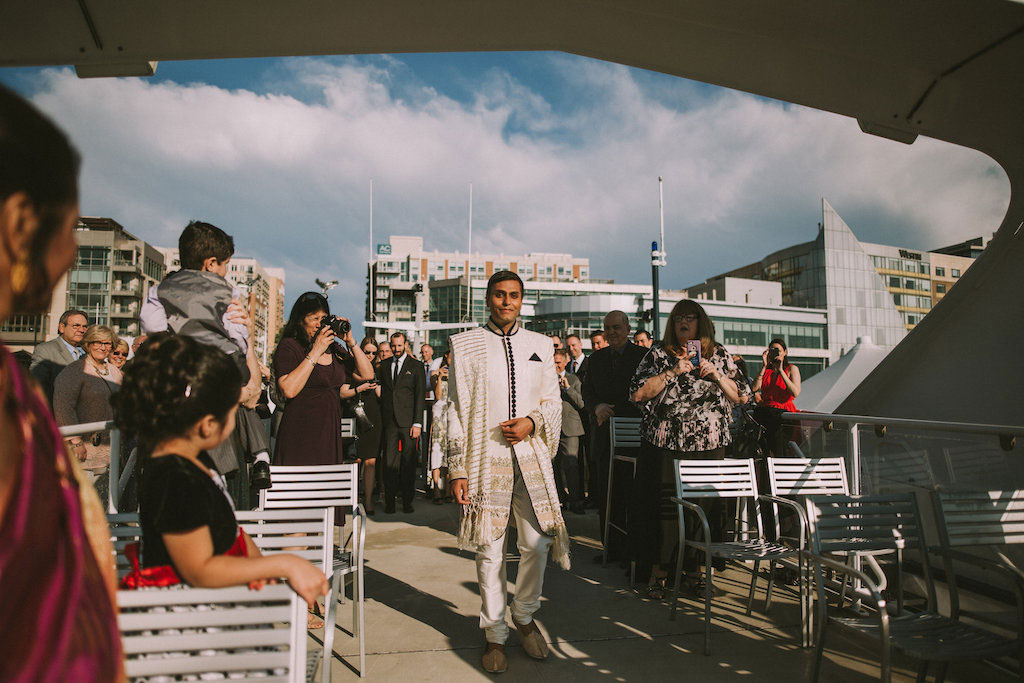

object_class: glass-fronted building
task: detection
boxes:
[533,290,830,378]
[702,199,981,362]
[1,217,166,351]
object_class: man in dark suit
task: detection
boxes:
[582,310,648,560]
[376,331,427,513]
[566,334,592,504]
[553,348,586,514]
[30,309,88,405]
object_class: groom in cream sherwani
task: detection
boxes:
[445,270,569,674]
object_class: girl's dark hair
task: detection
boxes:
[112,333,242,454]
[0,84,81,312]
[280,291,346,359]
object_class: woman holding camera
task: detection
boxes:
[273,292,373,466]
[752,338,801,456]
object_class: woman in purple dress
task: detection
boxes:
[0,84,123,681]
[273,292,374,465]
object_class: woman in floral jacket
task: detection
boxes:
[629,300,746,599]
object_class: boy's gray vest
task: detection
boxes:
[157,269,250,384]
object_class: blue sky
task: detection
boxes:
[0,53,1011,340]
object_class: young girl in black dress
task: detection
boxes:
[113,333,328,608]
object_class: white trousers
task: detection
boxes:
[476,457,553,644]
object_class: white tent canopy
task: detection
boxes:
[795,337,890,414]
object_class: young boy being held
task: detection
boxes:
[141,221,272,499]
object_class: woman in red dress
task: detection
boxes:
[752,338,802,456]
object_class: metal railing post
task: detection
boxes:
[848,421,863,608]
[848,422,861,496]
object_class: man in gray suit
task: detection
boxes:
[553,348,586,514]
[30,309,89,405]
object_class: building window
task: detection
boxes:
[935,267,945,277]
[952,268,961,278]
[936,283,946,294]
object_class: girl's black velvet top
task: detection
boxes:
[139,452,238,571]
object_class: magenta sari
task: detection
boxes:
[0,345,121,681]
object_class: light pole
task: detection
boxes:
[651,177,667,339]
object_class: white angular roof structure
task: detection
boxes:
[796,337,891,414]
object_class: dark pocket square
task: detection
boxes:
[529,353,542,362]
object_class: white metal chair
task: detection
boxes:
[108,507,348,682]
[669,458,805,655]
[921,489,1024,682]
[259,463,366,679]
[118,584,310,682]
[765,457,849,646]
[236,508,345,683]
[805,492,934,682]
[603,417,641,568]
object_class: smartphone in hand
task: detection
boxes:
[686,340,701,376]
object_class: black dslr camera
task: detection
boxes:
[768,347,781,366]
[318,315,351,337]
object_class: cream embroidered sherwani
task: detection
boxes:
[445,319,569,643]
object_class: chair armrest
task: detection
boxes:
[670,496,712,547]
[355,503,368,566]
[758,494,807,549]
[803,550,887,610]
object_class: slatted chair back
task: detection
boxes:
[118,584,307,681]
[258,463,360,525]
[806,493,935,611]
[236,507,333,569]
[603,417,643,568]
[108,512,142,579]
[341,416,356,440]
[933,489,1024,617]
[676,458,763,537]
[767,457,849,497]
[610,417,643,451]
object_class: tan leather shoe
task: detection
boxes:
[481,642,508,674]
[514,620,548,660]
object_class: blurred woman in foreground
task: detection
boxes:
[0,84,122,681]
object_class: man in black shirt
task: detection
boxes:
[582,310,649,560]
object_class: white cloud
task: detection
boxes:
[22,56,1010,338]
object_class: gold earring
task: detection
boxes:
[10,259,29,295]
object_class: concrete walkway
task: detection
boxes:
[320,499,1012,682]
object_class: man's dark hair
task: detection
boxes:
[566,334,581,344]
[178,220,234,270]
[485,270,524,299]
[59,309,89,326]
[390,332,406,343]
[634,330,651,340]
[589,329,605,342]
